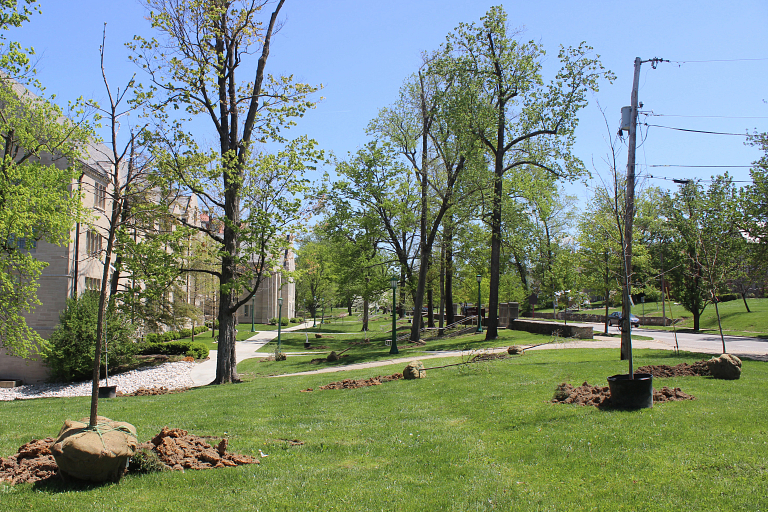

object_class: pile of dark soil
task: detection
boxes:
[0,427,259,485]
[552,381,695,408]
[303,373,404,392]
[636,361,710,378]
[117,386,190,397]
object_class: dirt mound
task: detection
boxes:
[470,352,508,363]
[117,387,190,397]
[146,427,259,471]
[304,373,404,392]
[551,381,695,408]
[0,427,259,485]
[636,361,710,378]
[0,438,58,485]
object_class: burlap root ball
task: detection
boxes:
[706,354,742,380]
[403,360,426,379]
[51,416,138,483]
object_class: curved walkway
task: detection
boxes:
[192,326,768,386]
[190,321,314,386]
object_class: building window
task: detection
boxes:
[85,277,102,291]
[86,229,103,256]
[94,182,106,210]
[7,234,36,253]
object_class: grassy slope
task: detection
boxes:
[584,297,768,335]
[1,345,766,511]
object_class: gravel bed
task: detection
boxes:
[0,361,195,401]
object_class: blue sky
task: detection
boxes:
[13,0,768,205]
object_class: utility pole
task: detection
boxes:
[621,56,666,377]
[621,57,641,373]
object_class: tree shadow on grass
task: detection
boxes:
[32,474,113,493]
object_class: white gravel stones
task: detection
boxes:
[0,361,195,401]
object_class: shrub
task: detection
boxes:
[186,342,208,359]
[194,325,208,334]
[146,333,159,343]
[289,317,302,324]
[179,328,192,338]
[45,291,136,382]
[138,340,208,360]
[166,330,179,340]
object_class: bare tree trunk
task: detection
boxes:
[362,297,369,332]
[486,170,503,340]
[445,216,455,325]
[427,285,435,328]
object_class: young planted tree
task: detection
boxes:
[132,0,321,383]
[444,6,611,339]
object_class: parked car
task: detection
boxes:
[607,312,640,328]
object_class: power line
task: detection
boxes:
[643,164,753,168]
[644,112,768,120]
[669,57,768,64]
[642,123,749,136]
[638,174,753,184]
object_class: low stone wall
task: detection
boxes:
[509,319,593,339]
[524,312,677,326]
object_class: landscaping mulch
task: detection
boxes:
[551,381,695,408]
[303,373,404,392]
[470,352,508,363]
[0,427,259,485]
[117,386,190,397]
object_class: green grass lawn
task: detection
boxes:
[2,345,766,511]
[177,322,305,352]
[584,298,768,336]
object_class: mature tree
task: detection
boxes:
[0,0,39,81]
[663,176,742,347]
[444,6,611,339]
[132,0,321,383]
[333,141,420,316]
[370,52,483,342]
[0,80,91,358]
[295,232,335,320]
[741,130,768,304]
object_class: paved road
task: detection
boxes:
[630,326,768,360]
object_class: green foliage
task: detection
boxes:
[0,0,40,79]
[269,317,289,326]
[663,176,742,331]
[44,292,136,382]
[0,80,92,359]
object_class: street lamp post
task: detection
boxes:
[277,296,283,355]
[390,276,399,354]
[476,274,483,333]
[250,295,255,332]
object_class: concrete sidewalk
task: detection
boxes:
[190,321,313,386]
